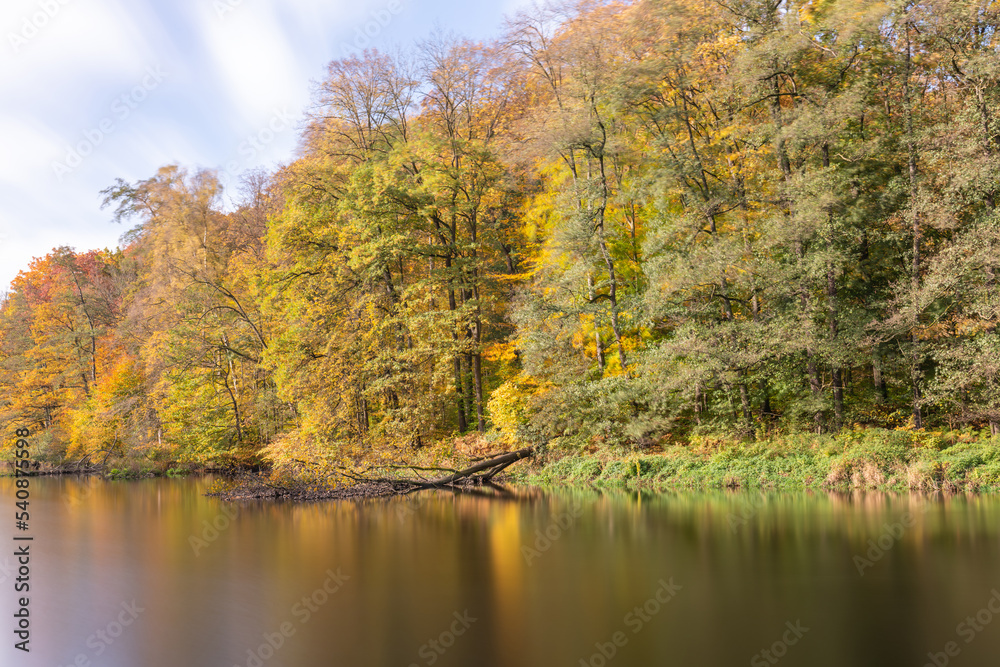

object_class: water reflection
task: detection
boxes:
[2,477,999,666]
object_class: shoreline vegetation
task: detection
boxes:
[520,430,1000,494]
[5,2,1000,495]
[209,427,1000,500]
[9,427,1000,499]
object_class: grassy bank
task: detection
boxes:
[18,427,1000,495]
[510,428,1000,493]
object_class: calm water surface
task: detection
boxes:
[2,477,1000,667]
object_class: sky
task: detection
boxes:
[0,0,532,292]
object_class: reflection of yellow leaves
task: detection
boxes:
[489,504,524,616]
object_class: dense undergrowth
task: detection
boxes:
[215,426,1000,494]
[515,428,1000,493]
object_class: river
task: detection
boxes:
[2,476,1000,666]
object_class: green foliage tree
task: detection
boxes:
[5,0,1000,470]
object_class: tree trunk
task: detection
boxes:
[453,354,467,433]
[739,380,752,435]
[463,352,474,427]
[224,368,243,445]
[473,351,485,432]
[588,274,605,374]
[446,256,467,433]
[222,334,243,444]
[904,21,923,429]
[595,240,627,370]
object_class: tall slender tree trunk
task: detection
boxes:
[221,333,243,444]
[472,347,485,432]
[469,221,485,433]
[873,351,889,404]
[694,385,703,426]
[463,352,474,426]
[446,256,467,433]
[588,274,606,374]
[461,285,475,430]
[356,388,369,436]
[904,21,923,429]
[453,353,468,433]
[223,369,243,443]
[593,151,627,371]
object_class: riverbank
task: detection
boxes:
[19,427,1000,497]
[207,427,1000,500]
[514,428,1000,493]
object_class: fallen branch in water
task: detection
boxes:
[344,447,535,490]
[414,447,535,487]
[210,447,536,501]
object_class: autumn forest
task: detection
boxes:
[3,0,1000,473]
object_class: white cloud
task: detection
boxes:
[0,115,64,183]
[188,2,310,127]
[0,0,152,94]
[0,0,523,291]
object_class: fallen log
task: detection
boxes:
[411,447,534,488]
[336,446,535,493]
[211,447,536,501]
